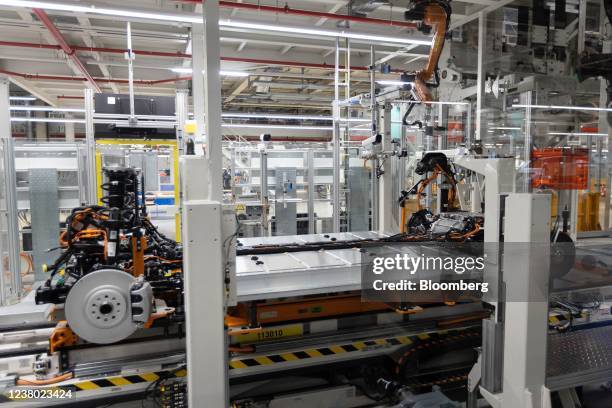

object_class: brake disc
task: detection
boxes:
[65,269,139,344]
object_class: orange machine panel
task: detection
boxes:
[531,147,589,190]
[234,294,392,326]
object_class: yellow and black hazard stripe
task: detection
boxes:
[548,309,580,330]
[229,328,478,370]
[56,368,186,393]
[548,311,569,326]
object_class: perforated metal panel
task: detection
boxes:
[29,169,59,281]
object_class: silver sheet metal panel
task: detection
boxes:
[235,232,390,301]
[237,231,388,248]
[29,168,59,281]
[547,325,612,390]
[236,248,362,301]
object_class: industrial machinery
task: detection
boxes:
[3,1,612,407]
[35,166,183,344]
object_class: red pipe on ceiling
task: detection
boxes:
[180,0,417,29]
[0,40,381,71]
[57,95,85,100]
[0,68,191,85]
[32,9,102,93]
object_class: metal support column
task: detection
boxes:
[0,77,21,303]
[398,104,407,224]
[65,115,75,142]
[378,103,396,232]
[175,89,189,155]
[185,2,227,406]
[332,37,341,232]
[260,150,269,236]
[523,91,533,193]
[84,88,97,205]
[191,24,206,148]
[203,1,223,203]
[370,46,379,231]
[466,102,473,148]
[578,0,587,55]
[501,194,551,408]
[475,11,486,142]
[307,150,315,234]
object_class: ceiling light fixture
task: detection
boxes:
[548,132,608,137]
[11,117,86,123]
[189,112,371,122]
[394,100,470,106]
[376,80,413,86]
[490,126,521,130]
[10,106,85,113]
[1,1,199,23]
[221,123,332,131]
[513,104,612,112]
[9,96,37,101]
[170,68,249,77]
[220,20,431,46]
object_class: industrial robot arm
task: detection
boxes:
[404,0,452,102]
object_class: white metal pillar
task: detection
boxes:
[184,3,228,407]
[203,1,223,202]
[191,24,206,147]
[475,11,486,142]
[501,193,551,408]
[84,88,97,205]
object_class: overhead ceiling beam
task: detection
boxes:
[76,16,118,93]
[315,3,346,26]
[8,76,57,106]
[236,41,247,52]
[224,76,250,104]
[32,8,101,92]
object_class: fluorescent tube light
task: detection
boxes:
[9,96,36,101]
[10,117,85,124]
[221,20,431,46]
[221,70,249,77]
[221,124,332,130]
[10,106,85,113]
[394,100,470,106]
[1,1,200,23]
[170,68,249,77]
[223,113,328,121]
[513,104,612,112]
[376,80,412,86]
[548,132,608,137]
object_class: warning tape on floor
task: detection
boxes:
[56,369,186,393]
[229,327,479,370]
[9,328,484,396]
